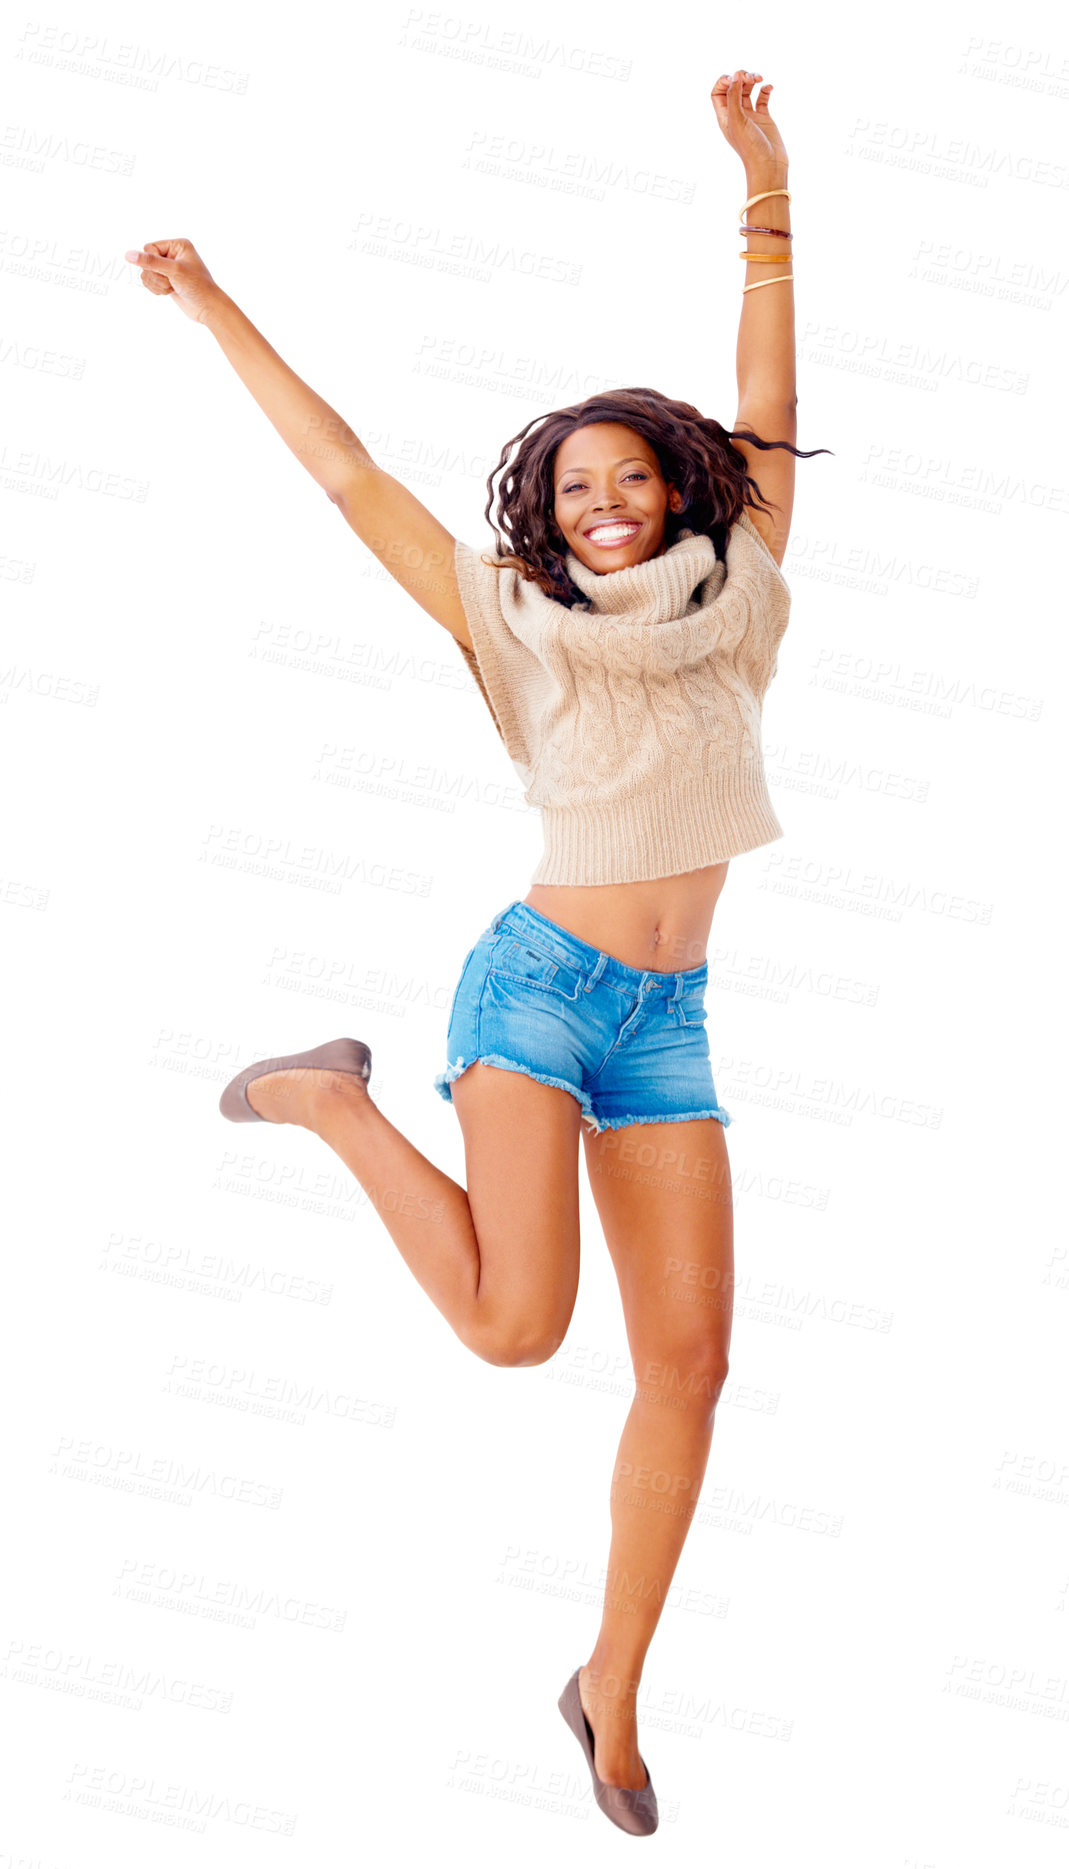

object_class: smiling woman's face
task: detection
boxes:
[552,422,682,572]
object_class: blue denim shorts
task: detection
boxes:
[433,899,732,1136]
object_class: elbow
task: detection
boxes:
[330,450,379,504]
[328,455,377,513]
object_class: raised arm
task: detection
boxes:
[123,238,472,648]
[710,71,796,566]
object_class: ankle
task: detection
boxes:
[302,1072,373,1132]
[581,1657,643,1705]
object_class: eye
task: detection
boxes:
[560,472,648,494]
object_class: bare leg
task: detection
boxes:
[576,1117,734,1787]
[243,1060,583,1367]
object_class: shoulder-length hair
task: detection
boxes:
[478,385,832,604]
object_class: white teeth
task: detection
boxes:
[587,523,639,542]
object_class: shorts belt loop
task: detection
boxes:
[585,951,607,992]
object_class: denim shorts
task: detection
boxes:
[433,899,732,1136]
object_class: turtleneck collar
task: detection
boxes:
[563,526,721,626]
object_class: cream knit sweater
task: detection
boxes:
[452,508,791,886]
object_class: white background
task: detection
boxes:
[2,0,1066,1861]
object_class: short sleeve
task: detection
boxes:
[451,539,536,767]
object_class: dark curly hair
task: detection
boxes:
[478,386,833,605]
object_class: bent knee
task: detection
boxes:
[473,1319,567,1369]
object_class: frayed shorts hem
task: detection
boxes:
[434,1055,732,1136]
[434,1054,602,1133]
[591,1106,733,1133]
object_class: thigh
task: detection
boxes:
[581,1118,734,1406]
[585,979,732,1131]
[450,1062,584,1349]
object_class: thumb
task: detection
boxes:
[125,247,178,271]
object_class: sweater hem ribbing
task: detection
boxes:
[529,775,785,887]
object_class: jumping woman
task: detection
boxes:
[126,69,827,1837]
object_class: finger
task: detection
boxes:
[728,71,754,114]
[710,80,731,121]
[124,247,177,272]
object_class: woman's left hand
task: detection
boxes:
[710,70,788,176]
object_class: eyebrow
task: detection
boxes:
[556,456,650,483]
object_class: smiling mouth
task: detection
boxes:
[583,521,642,546]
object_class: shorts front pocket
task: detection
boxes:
[677,984,708,1027]
[490,934,585,1002]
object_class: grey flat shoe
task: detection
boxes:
[219,1037,372,1123]
[558,1668,659,1837]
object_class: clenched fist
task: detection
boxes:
[123,238,220,323]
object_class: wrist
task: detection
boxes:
[744,165,789,193]
[198,287,232,332]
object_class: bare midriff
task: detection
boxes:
[523,863,730,975]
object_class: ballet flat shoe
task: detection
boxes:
[558,1668,659,1837]
[219,1037,372,1122]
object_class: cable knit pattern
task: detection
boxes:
[452,508,791,885]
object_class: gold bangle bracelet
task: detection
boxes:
[742,274,794,293]
[738,250,794,261]
[739,187,791,218]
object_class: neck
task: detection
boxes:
[563,527,720,625]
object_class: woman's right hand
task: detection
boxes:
[709,71,789,178]
[123,238,221,322]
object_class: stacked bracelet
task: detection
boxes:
[738,187,793,295]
